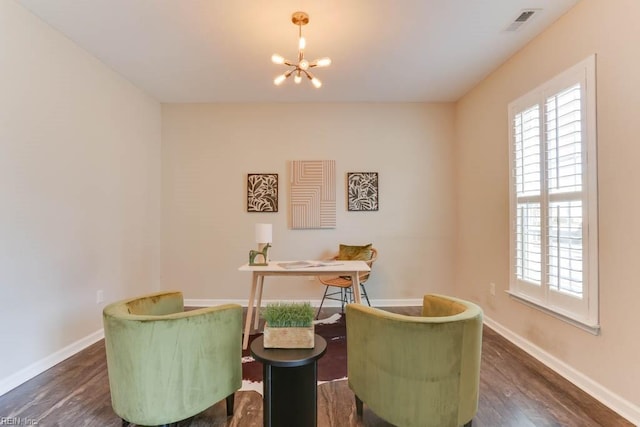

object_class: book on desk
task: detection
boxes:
[277,261,342,269]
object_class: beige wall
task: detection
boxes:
[454,0,640,414]
[161,103,456,302]
[0,1,161,383]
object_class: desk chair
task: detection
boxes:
[316,245,377,319]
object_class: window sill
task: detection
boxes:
[506,291,601,336]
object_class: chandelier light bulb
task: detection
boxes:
[299,59,309,71]
[274,74,287,86]
[271,54,285,64]
[315,57,332,68]
[298,36,306,50]
[294,73,302,84]
[311,77,322,88]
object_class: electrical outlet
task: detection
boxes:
[489,282,496,296]
[96,290,104,304]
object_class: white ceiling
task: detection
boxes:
[16,0,580,103]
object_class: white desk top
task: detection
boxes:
[238,260,370,273]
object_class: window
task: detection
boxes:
[508,55,599,333]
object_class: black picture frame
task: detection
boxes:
[347,172,379,211]
[247,173,278,212]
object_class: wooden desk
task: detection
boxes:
[238,261,370,349]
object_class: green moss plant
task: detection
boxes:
[262,302,314,328]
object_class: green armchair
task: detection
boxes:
[102,291,242,426]
[346,294,483,427]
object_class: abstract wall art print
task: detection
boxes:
[347,172,379,211]
[247,173,278,212]
[290,160,336,229]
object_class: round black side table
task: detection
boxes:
[250,334,327,427]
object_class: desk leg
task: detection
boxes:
[243,273,259,350]
[351,273,362,304]
[254,275,265,330]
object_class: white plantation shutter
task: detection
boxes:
[514,105,541,197]
[546,84,583,194]
[516,202,542,284]
[546,84,584,297]
[548,200,582,295]
[508,55,598,332]
[513,104,543,287]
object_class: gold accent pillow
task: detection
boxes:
[338,243,372,261]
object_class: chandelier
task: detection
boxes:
[271,11,331,88]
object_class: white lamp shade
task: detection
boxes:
[255,223,273,243]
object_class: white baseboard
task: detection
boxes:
[483,316,640,426]
[0,329,104,397]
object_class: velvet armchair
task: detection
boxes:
[102,291,242,426]
[346,294,483,427]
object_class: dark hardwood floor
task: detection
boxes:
[0,307,632,427]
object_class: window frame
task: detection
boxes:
[507,55,599,334]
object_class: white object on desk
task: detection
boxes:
[277,260,342,269]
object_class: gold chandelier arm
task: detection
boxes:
[302,70,322,88]
[272,53,298,68]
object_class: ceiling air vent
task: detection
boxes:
[505,9,539,31]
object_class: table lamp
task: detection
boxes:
[249,223,272,266]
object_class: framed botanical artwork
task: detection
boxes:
[247,173,278,212]
[347,172,379,211]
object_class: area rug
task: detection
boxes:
[241,313,347,394]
